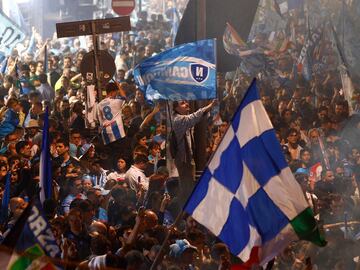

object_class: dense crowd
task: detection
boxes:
[0,0,360,269]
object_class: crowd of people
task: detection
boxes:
[0,0,360,269]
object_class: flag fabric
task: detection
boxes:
[287,0,304,11]
[170,0,180,45]
[275,0,304,14]
[175,0,259,72]
[330,22,355,115]
[44,45,48,74]
[309,162,322,190]
[39,107,52,204]
[297,19,322,81]
[0,57,8,74]
[133,39,217,101]
[273,0,284,19]
[223,22,248,56]
[2,199,61,270]
[0,173,11,224]
[0,10,26,55]
[96,97,126,145]
[222,22,275,76]
[184,79,326,266]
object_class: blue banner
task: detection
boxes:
[133,39,217,101]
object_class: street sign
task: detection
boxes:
[56,16,131,38]
[56,16,131,100]
[80,50,116,86]
[112,0,135,16]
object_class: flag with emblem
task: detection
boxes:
[184,79,326,266]
[133,39,216,101]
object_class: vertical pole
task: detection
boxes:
[91,21,103,101]
[194,0,208,177]
[342,0,345,48]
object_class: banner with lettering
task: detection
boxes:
[133,39,217,101]
[2,199,61,269]
[0,10,26,56]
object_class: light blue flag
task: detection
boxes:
[39,107,52,204]
[184,79,325,266]
[0,57,8,74]
[133,39,217,101]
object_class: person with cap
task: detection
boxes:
[172,99,216,206]
[25,119,40,141]
[169,239,198,270]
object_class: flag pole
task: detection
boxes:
[193,0,208,179]
[149,211,184,270]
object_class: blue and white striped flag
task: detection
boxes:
[184,79,325,266]
[133,39,216,101]
[39,107,52,204]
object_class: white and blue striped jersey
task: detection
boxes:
[97,97,126,145]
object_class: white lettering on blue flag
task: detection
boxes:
[133,39,217,101]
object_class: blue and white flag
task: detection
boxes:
[39,107,52,204]
[0,10,26,55]
[133,39,216,101]
[184,79,325,266]
[0,173,10,224]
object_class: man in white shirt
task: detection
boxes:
[125,154,149,192]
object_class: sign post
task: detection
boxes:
[112,0,136,16]
[56,17,131,100]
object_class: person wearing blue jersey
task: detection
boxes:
[0,97,21,139]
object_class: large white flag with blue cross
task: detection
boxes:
[184,79,326,266]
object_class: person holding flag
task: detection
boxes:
[172,99,217,206]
